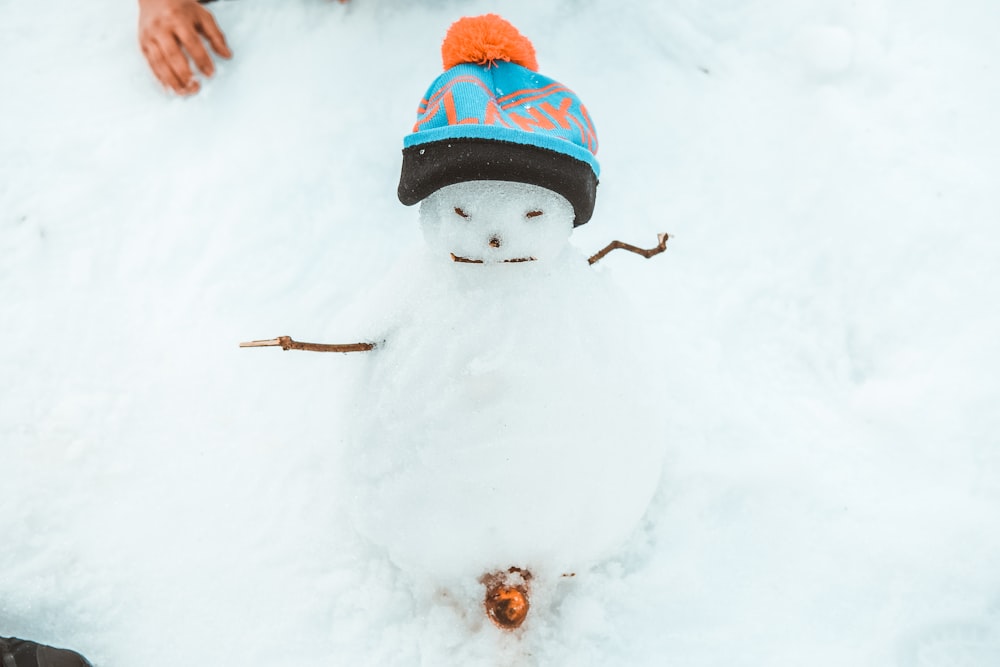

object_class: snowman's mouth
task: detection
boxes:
[450,253,537,264]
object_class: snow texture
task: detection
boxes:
[344,180,662,585]
[2,0,1000,665]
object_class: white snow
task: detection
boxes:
[343,183,663,584]
[2,0,999,665]
[419,181,574,263]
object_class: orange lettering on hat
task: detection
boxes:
[484,102,511,128]
[508,107,556,133]
[579,104,599,153]
[538,98,574,130]
[443,90,481,126]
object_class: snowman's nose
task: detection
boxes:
[489,235,502,248]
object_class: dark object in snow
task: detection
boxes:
[0,637,92,667]
[481,568,531,631]
[588,232,669,265]
[239,336,374,353]
[399,138,600,228]
[449,252,536,264]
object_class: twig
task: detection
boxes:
[239,336,374,353]
[450,254,536,264]
[242,235,669,354]
[587,232,669,265]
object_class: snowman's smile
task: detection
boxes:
[419,182,575,267]
[450,253,537,264]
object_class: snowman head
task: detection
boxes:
[398,15,600,230]
[419,180,573,263]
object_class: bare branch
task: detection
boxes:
[239,335,374,353]
[588,232,669,265]
[240,235,669,356]
[450,253,536,264]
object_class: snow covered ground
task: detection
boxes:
[2,0,999,665]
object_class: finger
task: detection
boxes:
[176,27,215,77]
[142,41,187,94]
[153,34,198,93]
[195,9,232,59]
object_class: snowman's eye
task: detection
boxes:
[525,210,544,219]
[454,207,470,219]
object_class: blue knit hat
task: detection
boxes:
[397,15,600,226]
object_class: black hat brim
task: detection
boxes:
[398,138,598,226]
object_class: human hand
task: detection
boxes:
[138,0,232,95]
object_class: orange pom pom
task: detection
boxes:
[441,14,538,72]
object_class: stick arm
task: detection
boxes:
[588,233,669,265]
[239,335,375,353]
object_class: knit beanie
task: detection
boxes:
[397,15,600,226]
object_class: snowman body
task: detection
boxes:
[343,182,663,589]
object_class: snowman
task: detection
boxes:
[244,14,667,631]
